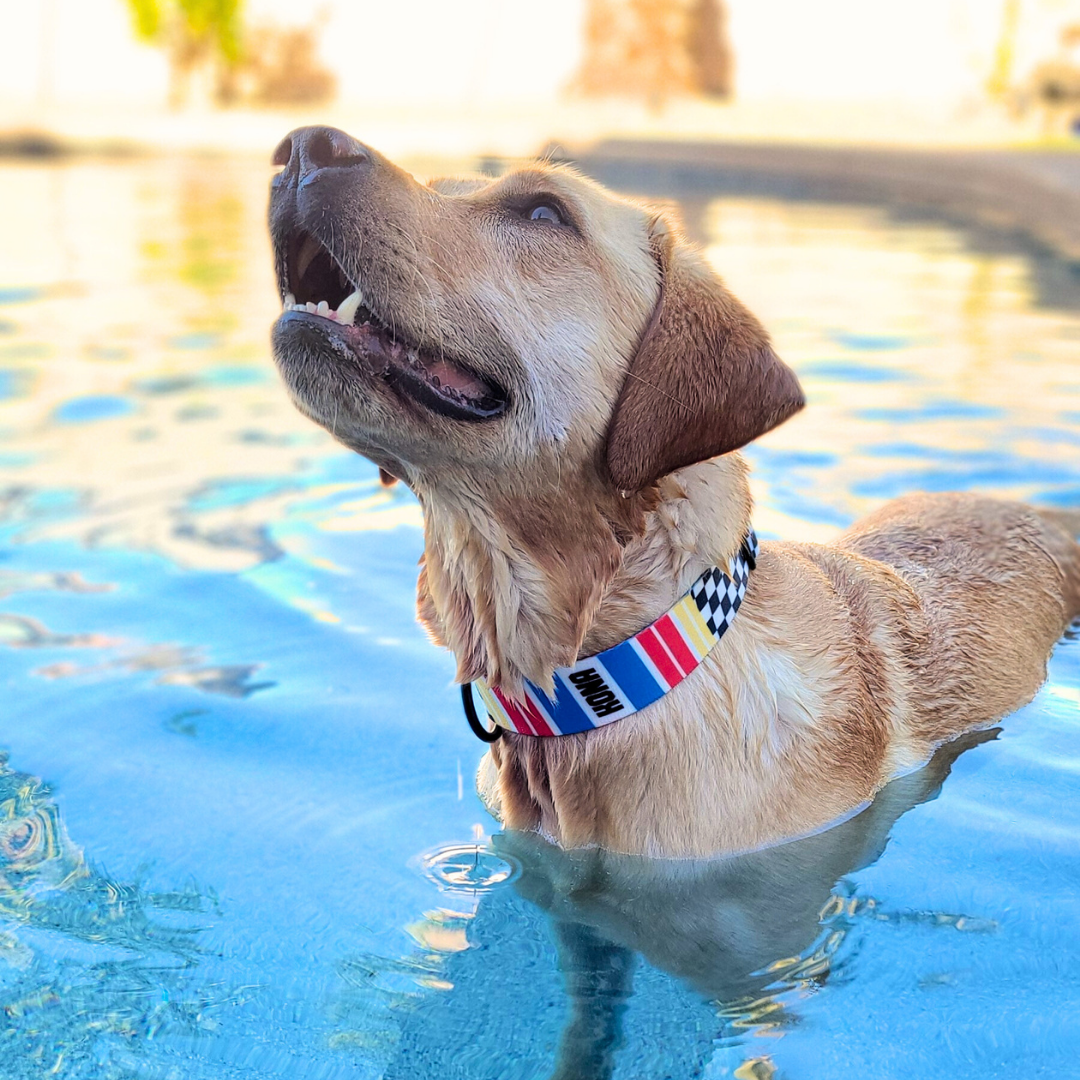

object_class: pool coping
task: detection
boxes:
[6,125,1080,265]
[540,139,1080,265]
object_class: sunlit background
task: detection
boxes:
[4,0,1080,154]
[1,3,1079,1080]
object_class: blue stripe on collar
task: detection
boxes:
[469,530,758,737]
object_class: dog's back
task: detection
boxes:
[836,492,1080,744]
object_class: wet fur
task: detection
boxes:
[269,130,1080,858]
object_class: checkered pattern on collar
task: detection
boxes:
[471,530,759,737]
[690,529,757,636]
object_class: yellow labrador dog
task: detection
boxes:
[268,126,1080,859]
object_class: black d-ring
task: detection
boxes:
[462,683,503,742]
[739,538,757,571]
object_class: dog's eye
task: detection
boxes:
[528,205,562,225]
[503,197,576,233]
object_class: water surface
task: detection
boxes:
[0,156,1078,1079]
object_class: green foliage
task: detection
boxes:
[177,0,243,63]
[123,0,244,63]
[127,0,161,42]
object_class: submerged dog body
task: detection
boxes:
[268,127,1080,858]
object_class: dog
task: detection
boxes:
[268,126,1080,860]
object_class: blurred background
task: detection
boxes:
[1,4,1079,1080]
[4,0,1080,156]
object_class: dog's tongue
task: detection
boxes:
[350,321,496,406]
[422,357,493,400]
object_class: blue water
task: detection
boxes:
[0,157,1078,1079]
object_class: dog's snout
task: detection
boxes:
[272,126,372,185]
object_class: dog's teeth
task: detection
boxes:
[283,292,296,309]
[336,289,363,327]
[305,302,317,314]
[317,300,330,317]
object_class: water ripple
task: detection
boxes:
[417,844,521,895]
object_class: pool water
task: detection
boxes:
[0,155,1078,1079]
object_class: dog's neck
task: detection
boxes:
[413,455,753,696]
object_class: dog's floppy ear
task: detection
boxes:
[605,217,805,493]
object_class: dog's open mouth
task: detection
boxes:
[279,231,507,421]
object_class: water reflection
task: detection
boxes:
[336,733,996,1079]
[0,568,274,699]
[1,159,1078,578]
[34,645,274,699]
[0,752,221,1078]
[0,158,330,573]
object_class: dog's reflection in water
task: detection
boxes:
[344,731,994,1080]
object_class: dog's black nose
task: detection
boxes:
[271,127,371,184]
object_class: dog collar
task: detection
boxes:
[466,530,758,738]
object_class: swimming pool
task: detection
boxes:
[0,154,1077,1079]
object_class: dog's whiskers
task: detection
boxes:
[623,370,692,413]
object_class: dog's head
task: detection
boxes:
[268,127,804,498]
[268,127,805,686]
